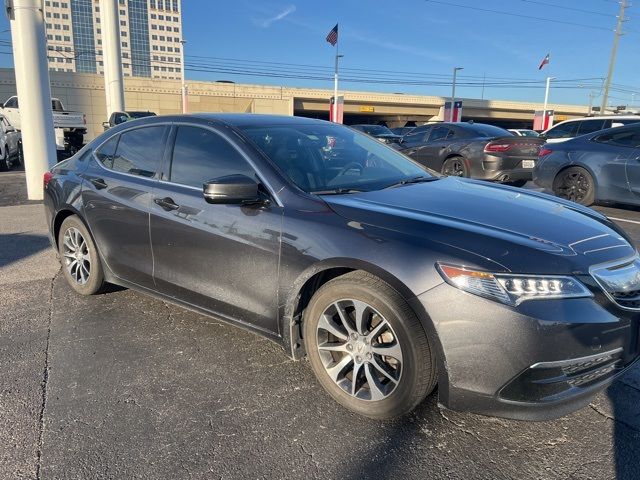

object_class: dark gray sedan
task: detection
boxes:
[43,114,639,420]
[534,123,640,206]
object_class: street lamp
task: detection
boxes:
[450,67,463,122]
[180,39,187,114]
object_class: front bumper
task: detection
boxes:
[413,281,640,421]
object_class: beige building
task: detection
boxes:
[43,0,183,81]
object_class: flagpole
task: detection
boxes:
[333,29,339,123]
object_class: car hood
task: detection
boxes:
[321,177,635,274]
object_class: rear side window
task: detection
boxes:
[576,119,606,135]
[403,125,432,143]
[545,121,579,139]
[428,126,452,142]
[95,135,119,169]
[169,126,256,188]
[594,126,640,148]
[111,126,167,177]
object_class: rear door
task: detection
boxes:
[81,124,169,288]
[149,124,282,333]
[418,126,454,169]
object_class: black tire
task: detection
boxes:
[58,215,105,295]
[504,179,528,188]
[441,156,469,177]
[303,271,436,419]
[16,142,23,167]
[552,166,595,206]
[0,147,10,171]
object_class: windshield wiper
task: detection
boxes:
[383,176,440,189]
[312,188,366,195]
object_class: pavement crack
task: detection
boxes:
[438,409,485,442]
[35,267,60,480]
[299,444,320,474]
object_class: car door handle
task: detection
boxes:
[154,197,180,211]
[89,177,108,190]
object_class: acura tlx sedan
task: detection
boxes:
[44,114,640,420]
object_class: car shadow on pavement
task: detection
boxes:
[0,233,50,267]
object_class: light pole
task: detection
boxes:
[6,0,57,200]
[542,76,555,127]
[450,67,463,122]
[180,39,187,113]
[333,54,343,123]
[100,0,125,116]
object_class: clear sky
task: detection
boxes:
[0,0,638,106]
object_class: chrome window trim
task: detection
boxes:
[589,254,640,311]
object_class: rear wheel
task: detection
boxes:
[58,215,105,295]
[0,146,10,171]
[441,156,469,177]
[552,166,595,206]
[303,271,436,419]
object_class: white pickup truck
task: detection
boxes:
[1,96,87,152]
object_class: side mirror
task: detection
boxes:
[102,121,110,130]
[5,125,14,132]
[203,174,266,205]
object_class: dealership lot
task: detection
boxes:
[1,170,639,479]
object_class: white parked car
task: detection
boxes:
[542,115,640,143]
[1,96,87,152]
[0,113,21,171]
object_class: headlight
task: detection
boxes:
[437,264,592,306]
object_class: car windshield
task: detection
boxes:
[239,123,432,193]
[128,111,156,119]
[51,99,64,111]
[357,125,394,136]
[466,124,511,138]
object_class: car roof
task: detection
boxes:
[191,113,329,127]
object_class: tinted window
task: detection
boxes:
[169,126,256,188]
[594,126,640,148]
[577,119,606,135]
[464,124,511,138]
[545,121,579,139]
[403,125,432,143]
[4,97,17,108]
[429,126,452,142]
[51,99,64,111]
[111,126,167,177]
[95,135,119,168]
[614,118,640,126]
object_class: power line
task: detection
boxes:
[516,0,614,17]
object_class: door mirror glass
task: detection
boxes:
[203,174,263,204]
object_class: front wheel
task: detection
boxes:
[552,166,595,206]
[303,271,436,419]
[0,147,10,171]
[441,156,469,177]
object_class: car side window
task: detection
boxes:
[545,122,578,139]
[428,126,451,142]
[111,126,167,177]
[4,97,17,108]
[403,126,432,143]
[169,126,257,189]
[577,119,606,135]
[594,128,640,148]
[94,135,119,169]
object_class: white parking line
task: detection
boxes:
[608,216,640,225]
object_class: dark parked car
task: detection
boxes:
[102,110,157,130]
[390,126,416,136]
[398,122,544,187]
[350,124,402,144]
[44,114,639,420]
[534,123,640,206]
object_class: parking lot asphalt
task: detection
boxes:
[1,170,640,479]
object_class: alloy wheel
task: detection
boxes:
[443,159,465,177]
[557,171,590,203]
[315,299,403,401]
[62,227,91,285]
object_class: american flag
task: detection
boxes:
[326,23,338,46]
[538,53,550,70]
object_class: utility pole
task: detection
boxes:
[180,39,187,113]
[450,67,463,122]
[6,0,57,200]
[100,0,125,116]
[588,91,596,115]
[601,0,627,114]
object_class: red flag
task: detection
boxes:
[538,53,550,70]
[326,23,338,46]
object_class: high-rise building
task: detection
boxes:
[43,0,183,81]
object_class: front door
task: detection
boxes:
[150,125,282,333]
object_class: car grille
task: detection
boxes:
[590,257,640,311]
